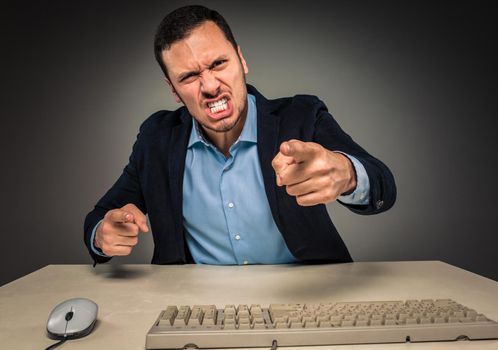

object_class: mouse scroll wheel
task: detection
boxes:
[65,311,74,321]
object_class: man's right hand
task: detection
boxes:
[94,203,149,256]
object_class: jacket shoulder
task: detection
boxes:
[139,107,188,135]
[269,94,328,117]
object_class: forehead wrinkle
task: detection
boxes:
[168,40,219,79]
[183,35,221,69]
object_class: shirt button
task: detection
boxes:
[243,261,249,265]
[228,202,234,208]
[235,234,241,240]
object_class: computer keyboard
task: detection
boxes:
[145,299,498,349]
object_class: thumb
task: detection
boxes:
[279,141,293,157]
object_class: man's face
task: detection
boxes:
[162,21,249,135]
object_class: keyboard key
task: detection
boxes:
[466,309,478,318]
[436,316,448,323]
[224,305,236,315]
[239,317,250,325]
[173,306,190,326]
[370,319,383,326]
[305,320,318,328]
[290,321,303,328]
[253,323,267,329]
[223,323,236,330]
[275,321,289,329]
[448,316,460,323]
[159,306,178,326]
[420,317,432,324]
[406,318,418,325]
[238,323,251,330]
[189,306,203,325]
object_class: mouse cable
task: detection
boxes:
[45,338,67,350]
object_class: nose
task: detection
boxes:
[200,71,221,98]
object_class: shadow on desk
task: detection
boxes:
[86,262,387,302]
[89,264,152,280]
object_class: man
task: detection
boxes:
[84,5,396,265]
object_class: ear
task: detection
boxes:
[164,77,182,103]
[237,45,249,75]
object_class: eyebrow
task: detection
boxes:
[177,55,229,82]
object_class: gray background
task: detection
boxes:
[1,0,497,286]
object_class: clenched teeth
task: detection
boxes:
[208,98,228,113]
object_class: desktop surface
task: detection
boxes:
[1,261,497,349]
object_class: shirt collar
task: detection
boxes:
[188,94,257,148]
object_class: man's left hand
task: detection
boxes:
[271,139,357,206]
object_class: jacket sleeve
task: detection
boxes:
[83,129,147,265]
[312,98,397,215]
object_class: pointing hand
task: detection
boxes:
[94,203,149,256]
[271,139,357,206]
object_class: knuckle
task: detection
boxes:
[122,203,133,210]
[101,221,110,233]
[286,185,294,196]
[325,188,336,201]
[315,157,328,171]
[132,225,140,235]
[101,244,112,255]
[321,176,333,188]
[271,158,280,170]
[296,196,309,206]
[317,144,328,155]
[324,188,333,200]
[104,211,112,220]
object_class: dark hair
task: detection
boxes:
[154,5,238,79]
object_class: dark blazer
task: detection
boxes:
[84,84,396,265]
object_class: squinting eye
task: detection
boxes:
[181,73,197,82]
[213,60,226,67]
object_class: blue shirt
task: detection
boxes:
[183,94,297,265]
[91,94,370,260]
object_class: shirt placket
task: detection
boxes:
[218,145,248,265]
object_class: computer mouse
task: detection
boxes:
[47,298,98,340]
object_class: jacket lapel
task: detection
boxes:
[249,85,282,229]
[167,109,192,237]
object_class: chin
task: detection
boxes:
[205,119,238,133]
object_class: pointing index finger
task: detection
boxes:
[280,139,318,163]
[106,209,134,224]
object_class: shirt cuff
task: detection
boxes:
[90,219,110,257]
[335,152,370,205]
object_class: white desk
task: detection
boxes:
[1,261,497,349]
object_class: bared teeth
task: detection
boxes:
[208,98,227,107]
[208,98,228,113]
